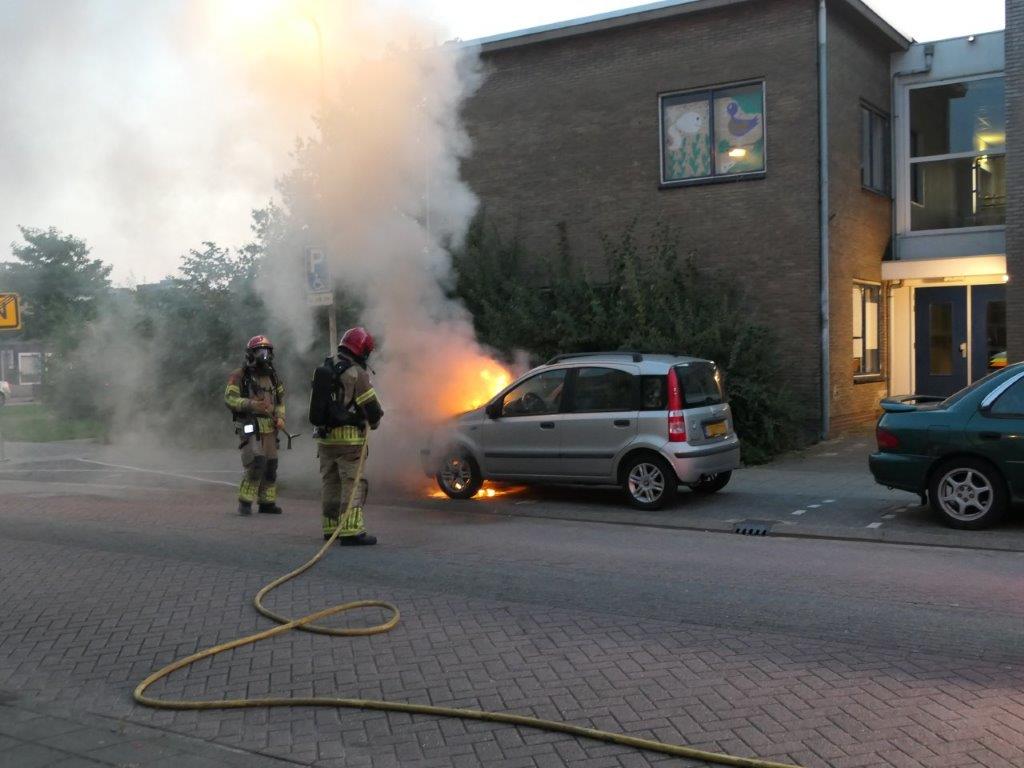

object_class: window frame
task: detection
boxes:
[852,281,884,381]
[658,79,768,188]
[18,352,43,386]
[905,73,1007,234]
[981,370,1024,417]
[860,102,891,196]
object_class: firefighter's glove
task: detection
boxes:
[275,417,286,432]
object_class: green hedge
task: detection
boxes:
[451,218,802,463]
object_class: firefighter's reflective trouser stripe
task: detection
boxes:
[320,443,366,537]
[319,424,366,447]
[240,431,278,504]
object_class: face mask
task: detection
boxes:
[254,348,272,365]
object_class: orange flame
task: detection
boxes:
[428,482,527,501]
[436,357,512,417]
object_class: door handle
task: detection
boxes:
[539,422,555,429]
[613,419,631,427]
[979,432,1002,441]
[959,342,968,359]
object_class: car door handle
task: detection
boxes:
[539,422,555,429]
[979,432,1002,441]
[613,419,631,427]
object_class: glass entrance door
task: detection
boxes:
[971,284,1007,381]
[915,286,967,397]
[914,285,1008,397]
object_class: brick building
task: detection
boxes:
[461,0,1019,438]
[1008,0,1023,362]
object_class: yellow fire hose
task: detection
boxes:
[133,442,803,768]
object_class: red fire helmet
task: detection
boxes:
[339,327,374,358]
[246,335,273,351]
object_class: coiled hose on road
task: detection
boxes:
[133,442,803,768]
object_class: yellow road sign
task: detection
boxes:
[0,293,21,331]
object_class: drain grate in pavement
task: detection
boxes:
[734,520,774,536]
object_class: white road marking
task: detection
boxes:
[866,522,884,529]
[882,514,896,520]
[791,510,806,516]
[808,504,821,509]
[823,499,836,503]
[75,458,236,487]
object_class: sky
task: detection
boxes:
[422,0,1005,44]
[0,0,1007,284]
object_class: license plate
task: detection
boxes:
[704,420,727,438]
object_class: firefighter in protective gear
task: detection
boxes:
[225,335,286,516]
[318,326,383,545]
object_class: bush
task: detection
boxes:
[452,217,802,463]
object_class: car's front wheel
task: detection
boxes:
[622,454,678,510]
[435,449,483,500]
[929,457,1008,530]
[689,471,732,495]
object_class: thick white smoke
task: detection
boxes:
[252,2,513,484]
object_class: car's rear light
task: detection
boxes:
[876,427,900,451]
[667,367,686,443]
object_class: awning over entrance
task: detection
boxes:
[881,255,1007,281]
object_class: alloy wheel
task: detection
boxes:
[440,456,473,493]
[937,467,994,523]
[628,462,665,504]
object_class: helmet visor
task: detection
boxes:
[253,348,272,363]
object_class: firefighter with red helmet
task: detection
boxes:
[225,335,286,516]
[317,326,383,545]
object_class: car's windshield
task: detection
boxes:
[940,366,1017,408]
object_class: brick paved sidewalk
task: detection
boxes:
[0,699,302,767]
[3,490,1024,767]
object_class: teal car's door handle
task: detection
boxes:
[979,432,1002,441]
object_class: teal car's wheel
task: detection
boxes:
[929,458,1008,530]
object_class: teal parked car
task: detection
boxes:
[869,363,1024,529]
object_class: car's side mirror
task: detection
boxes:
[485,400,502,419]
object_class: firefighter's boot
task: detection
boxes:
[258,502,283,514]
[339,532,377,546]
[237,501,253,516]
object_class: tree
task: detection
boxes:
[0,226,112,346]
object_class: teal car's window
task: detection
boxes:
[941,368,1006,408]
[992,379,1024,416]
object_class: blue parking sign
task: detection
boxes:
[305,248,331,293]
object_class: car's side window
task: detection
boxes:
[501,370,567,417]
[570,367,637,413]
[641,376,667,410]
[991,379,1024,416]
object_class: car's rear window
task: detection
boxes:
[675,363,724,408]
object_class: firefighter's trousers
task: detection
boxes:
[239,431,279,505]
[319,443,367,538]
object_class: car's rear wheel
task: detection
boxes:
[689,471,732,495]
[623,454,678,510]
[436,449,483,500]
[929,457,1008,530]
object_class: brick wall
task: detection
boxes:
[463,0,824,418]
[1007,0,1024,363]
[826,4,894,433]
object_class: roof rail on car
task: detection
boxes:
[545,351,644,365]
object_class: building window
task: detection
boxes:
[853,283,881,377]
[861,104,890,194]
[908,76,1006,230]
[660,81,766,185]
[18,352,42,386]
